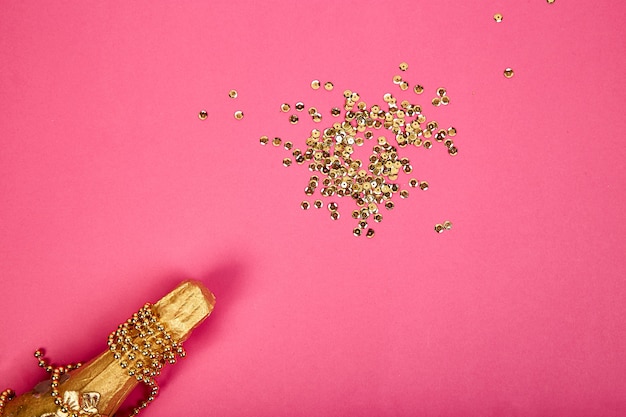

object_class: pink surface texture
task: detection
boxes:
[1,1,625,416]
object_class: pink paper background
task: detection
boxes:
[1,1,625,416]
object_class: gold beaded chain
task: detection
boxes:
[0,349,83,417]
[0,304,183,417]
[0,389,16,416]
[107,303,186,416]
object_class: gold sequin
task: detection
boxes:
[400,190,409,199]
[324,82,334,91]
[198,110,208,120]
[314,199,323,209]
[413,85,424,94]
[229,89,238,98]
[311,80,321,90]
[259,135,269,145]
[385,201,394,210]
[504,68,514,78]
[284,141,293,150]
[301,201,310,210]
[330,211,340,220]
[432,97,441,106]
[443,220,452,230]
[295,102,305,111]
[494,13,503,22]
[408,178,418,188]
[419,181,429,191]
[436,88,446,97]
[441,96,450,106]
[400,81,409,91]
[353,228,362,237]
[289,115,299,124]
[373,213,383,223]
[328,202,338,211]
[283,158,292,167]
[272,137,282,146]
[434,224,444,233]
[447,127,457,137]
[393,75,403,84]
[234,110,244,120]
[331,107,341,117]
[547,0,555,3]
[448,146,458,156]
[399,62,409,71]
[366,229,375,238]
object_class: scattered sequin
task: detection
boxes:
[504,68,514,78]
[494,13,503,22]
[198,110,208,120]
[234,110,244,120]
[324,82,334,91]
[311,80,321,90]
[229,89,238,98]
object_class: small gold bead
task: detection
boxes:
[324,81,334,91]
[280,103,290,112]
[234,110,244,120]
[494,13,503,22]
[228,89,238,98]
[198,110,208,120]
[503,68,514,78]
[399,62,409,71]
[434,224,444,233]
[311,80,321,90]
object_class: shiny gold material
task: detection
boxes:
[413,85,424,94]
[494,13,503,22]
[353,228,362,237]
[434,224,444,233]
[443,220,452,230]
[328,202,338,211]
[330,211,340,220]
[283,158,292,167]
[295,102,305,111]
[400,81,409,91]
[447,126,457,137]
[324,82,334,91]
[311,79,321,90]
[234,110,244,120]
[385,201,394,210]
[393,75,403,84]
[441,96,450,106]
[547,0,555,3]
[281,103,291,112]
[448,146,458,156]
[289,115,299,124]
[419,181,429,190]
[366,229,375,238]
[284,141,293,150]
[314,200,323,209]
[373,213,382,223]
[504,68,514,78]
[301,201,310,210]
[408,178,418,188]
[198,110,208,120]
[400,190,409,199]
[259,135,269,145]
[1,281,214,417]
[399,62,409,71]
[431,97,441,106]
[272,137,282,146]
[228,89,238,98]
